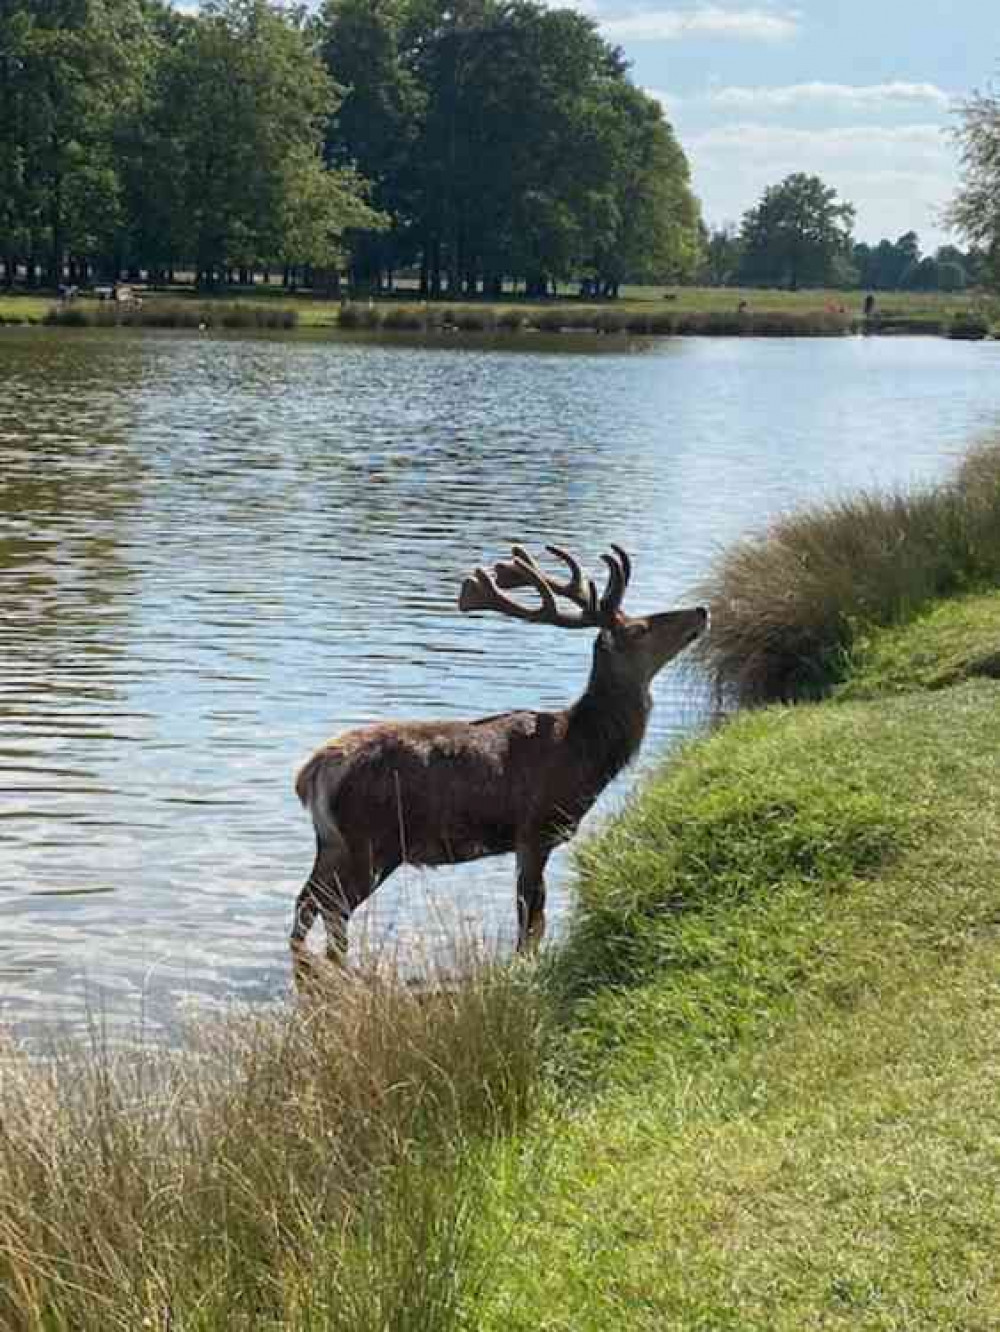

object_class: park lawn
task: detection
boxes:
[466,590,1000,1331]
[0,285,979,331]
[0,293,50,323]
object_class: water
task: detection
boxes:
[3,327,1000,1038]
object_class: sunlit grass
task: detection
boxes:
[0,954,544,1330]
[472,660,1000,1330]
[693,440,1000,705]
[1,285,981,336]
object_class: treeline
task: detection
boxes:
[0,0,701,295]
[701,175,982,293]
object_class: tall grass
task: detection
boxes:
[43,302,299,329]
[694,441,1000,705]
[334,303,853,338]
[0,956,543,1331]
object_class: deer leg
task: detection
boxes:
[515,839,551,952]
[291,842,353,985]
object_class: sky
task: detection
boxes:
[179,0,994,251]
[575,0,997,249]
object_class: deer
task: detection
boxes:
[291,543,707,983]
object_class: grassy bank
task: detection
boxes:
[469,589,1000,1329]
[1,286,985,337]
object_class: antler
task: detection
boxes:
[458,544,632,629]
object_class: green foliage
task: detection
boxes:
[949,89,1000,286]
[739,172,856,290]
[316,0,702,294]
[0,0,700,293]
[694,440,1000,705]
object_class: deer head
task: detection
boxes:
[459,543,707,693]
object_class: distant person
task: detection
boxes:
[864,293,876,318]
[737,299,748,314]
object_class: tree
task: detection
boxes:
[950,89,1000,285]
[738,173,855,290]
[0,0,153,284]
[319,0,701,296]
[589,82,701,292]
[147,0,383,286]
[699,224,742,286]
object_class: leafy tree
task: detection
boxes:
[1,0,152,283]
[320,0,700,296]
[699,225,742,286]
[319,0,424,288]
[738,173,855,290]
[950,89,1000,285]
[590,81,700,292]
[148,0,383,285]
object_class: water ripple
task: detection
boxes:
[2,327,1000,1039]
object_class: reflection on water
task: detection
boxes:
[2,327,1000,1039]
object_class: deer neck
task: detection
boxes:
[566,652,652,783]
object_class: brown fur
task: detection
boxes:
[291,605,707,978]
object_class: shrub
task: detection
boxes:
[338,303,382,329]
[450,307,497,332]
[382,306,430,331]
[496,309,526,332]
[693,442,1000,705]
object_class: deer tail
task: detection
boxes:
[295,750,348,847]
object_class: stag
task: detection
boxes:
[292,544,706,980]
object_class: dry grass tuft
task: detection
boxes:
[0,953,543,1330]
[694,441,1000,705]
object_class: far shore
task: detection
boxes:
[0,284,991,340]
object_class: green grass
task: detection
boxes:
[466,610,1000,1329]
[839,591,1000,698]
[693,440,1000,705]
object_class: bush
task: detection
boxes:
[382,306,433,331]
[496,309,526,332]
[337,303,382,329]
[693,442,1000,705]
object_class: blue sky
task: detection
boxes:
[182,0,991,250]
[581,0,995,248]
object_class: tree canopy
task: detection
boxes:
[0,0,702,293]
[737,173,855,290]
[949,89,1000,288]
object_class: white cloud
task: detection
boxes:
[683,122,958,243]
[706,81,952,111]
[601,5,798,43]
[687,121,949,159]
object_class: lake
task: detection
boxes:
[2,327,1000,1040]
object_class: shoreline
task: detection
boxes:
[0,287,990,340]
